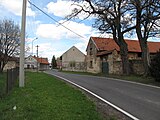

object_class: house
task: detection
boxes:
[86,37,160,74]
[56,57,62,69]
[25,55,49,70]
[60,46,86,72]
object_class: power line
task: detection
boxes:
[28,0,85,39]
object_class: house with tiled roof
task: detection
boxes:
[25,55,49,70]
[86,37,160,74]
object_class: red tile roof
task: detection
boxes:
[33,56,49,65]
[91,37,160,53]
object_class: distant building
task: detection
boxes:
[60,46,86,72]
[56,57,62,69]
[86,37,160,74]
[25,55,49,70]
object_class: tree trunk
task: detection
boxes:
[120,42,130,75]
[0,62,2,73]
[139,40,150,76]
[135,4,150,76]
[113,29,130,75]
[0,61,6,73]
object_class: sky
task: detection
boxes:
[0,0,160,62]
[0,0,103,62]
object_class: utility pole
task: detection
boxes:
[36,45,39,72]
[19,0,27,87]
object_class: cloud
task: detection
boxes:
[36,20,93,40]
[46,0,91,20]
[47,0,74,18]
[1,0,35,16]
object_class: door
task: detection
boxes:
[102,62,109,74]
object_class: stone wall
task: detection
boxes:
[62,62,87,72]
[86,55,101,73]
[129,60,144,75]
[112,61,123,74]
[112,60,144,75]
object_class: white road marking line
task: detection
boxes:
[52,73,140,120]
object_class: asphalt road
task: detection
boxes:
[45,70,160,120]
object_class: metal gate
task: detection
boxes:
[102,62,109,74]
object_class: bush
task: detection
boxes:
[150,51,160,82]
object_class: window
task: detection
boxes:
[90,48,93,55]
[138,52,142,58]
[89,61,93,68]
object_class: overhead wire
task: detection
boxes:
[28,0,85,39]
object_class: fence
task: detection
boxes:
[6,67,19,94]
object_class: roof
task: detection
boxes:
[90,37,160,53]
[61,46,85,57]
[33,56,49,65]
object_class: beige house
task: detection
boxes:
[60,46,86,72]
[86,37,160,74]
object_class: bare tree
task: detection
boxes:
[67,0,136,75]
[0,19,20,73]
[131,0,160,76]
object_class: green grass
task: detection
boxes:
[62,71,160,87]
[0,72,104,120]
[0,72,7,98]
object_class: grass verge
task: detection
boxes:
[0,72,104,120]
[62,71,160,87]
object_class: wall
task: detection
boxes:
[62,62,86,72]
[111,60,144,75]
[62,46,86,72]
[24,56,37,69]
[39,64,49,71]
[3,61,17,71]
[86,55,101,73]
[129,60,144,74]
[86,40,102,73]
[105,51,144,75]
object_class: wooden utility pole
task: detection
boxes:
[36,45,39,72]
[19,0,27,87]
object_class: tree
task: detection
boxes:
[67,0,136,74]
[51,55,57,69]
[130,0,160,76]
[0,19,20,73]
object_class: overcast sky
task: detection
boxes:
[0,0,159,62]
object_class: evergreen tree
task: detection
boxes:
[51,55,57,69]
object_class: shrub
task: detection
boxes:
[150,51,160,82]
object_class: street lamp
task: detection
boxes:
[32,37,38,55]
